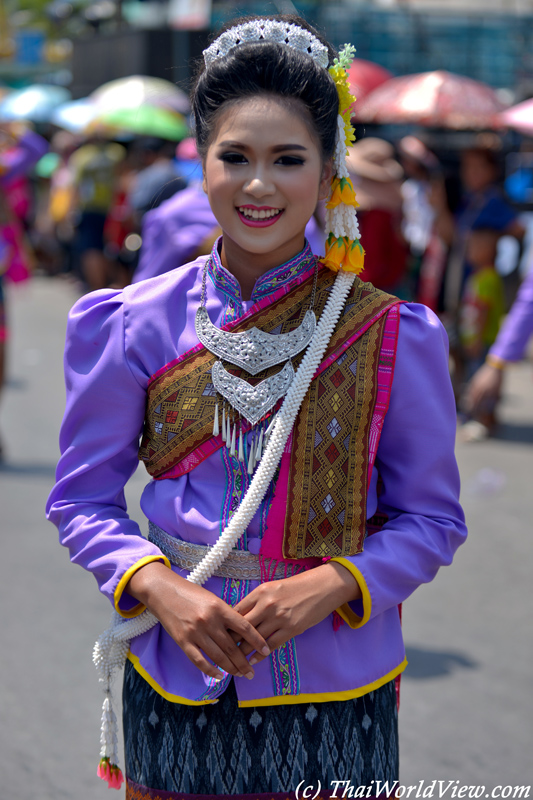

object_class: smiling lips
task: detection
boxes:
[237,205,284,227]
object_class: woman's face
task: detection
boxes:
[203,95,332,273]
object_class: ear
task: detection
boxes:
[202,166,208,194]
[318,158,334,202]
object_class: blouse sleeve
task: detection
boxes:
[46,290,170,618]
[332,302,467,627]
[489,266,533,363]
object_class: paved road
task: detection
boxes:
[0,276,531,799]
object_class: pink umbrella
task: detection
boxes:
[348,58,393,103]
[355,70,507,129]
[499,97,533,136]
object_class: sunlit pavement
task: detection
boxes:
[1,276,531,799]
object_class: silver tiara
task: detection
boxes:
[203,20,329,69]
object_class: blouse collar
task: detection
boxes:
[206,237,316,304]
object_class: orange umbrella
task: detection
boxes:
[348,58,392,103]
[355,70,507,129]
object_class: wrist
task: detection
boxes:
[319,560,362,605]
[485,354,506,371]
[126,560,177,606]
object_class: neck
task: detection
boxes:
[220,236,307,301]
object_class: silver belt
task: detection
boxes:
[148,522,292,581]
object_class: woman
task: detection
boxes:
[47,14,466,799]
[0,123,48,460]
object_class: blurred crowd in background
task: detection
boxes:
[1,60,533,457]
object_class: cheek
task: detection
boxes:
[204,164,231,207]
[298,169,327,207]
[203,152,227,189]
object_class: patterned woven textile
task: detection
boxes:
[123,661,399,797]
[281,306,391,559]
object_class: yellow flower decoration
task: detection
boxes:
[322,234,346,273]
[324,44,364,276]
[328,45,357,150]
[326,176,359,210]
[322,234,365,276]
[344,238,365,274]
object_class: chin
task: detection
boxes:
[225,227,304,255]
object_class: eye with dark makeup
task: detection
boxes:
[218,152,305,167]
[275,155,305,166]
[219,152,248,164]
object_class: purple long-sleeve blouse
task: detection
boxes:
[47,240,467,707]
[490,265,533,363]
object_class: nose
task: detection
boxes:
[243,166,275,198]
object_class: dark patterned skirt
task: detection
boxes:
[123,660,398,799]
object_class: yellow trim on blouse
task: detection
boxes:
[128,652,219,705]
[114,554,171,618]
[237,658,407,707]
[127,651,407,708]
[330,557,372,628]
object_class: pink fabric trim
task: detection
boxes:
[366,303,401,485]
[259,433,293,562]
[258,433,319,576]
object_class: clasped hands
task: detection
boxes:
[126,560,360,683]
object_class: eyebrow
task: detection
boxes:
[217,141,308,152]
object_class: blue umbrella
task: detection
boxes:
[0,85,71,123]
[50,97,97,133]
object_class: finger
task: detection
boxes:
[180,642,226,681]
[248,629,291,665]
[237,619,281,658]
[189,634,250,679]
[232,597,274,632]
[233,595,256,616]
[227,614,271,658]
[208,630,258,678]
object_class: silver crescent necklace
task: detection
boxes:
[195,256,319,472]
